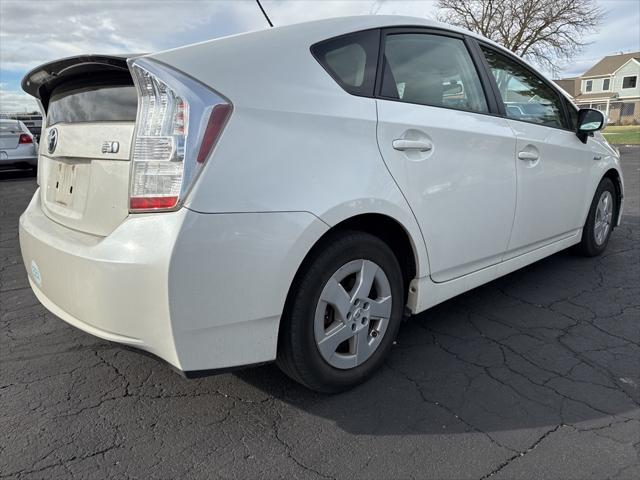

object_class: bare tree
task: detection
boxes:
[436,0,604,72]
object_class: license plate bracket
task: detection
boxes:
[54,162,76,205]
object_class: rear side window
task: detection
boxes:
[311,29,380,96]
[47,84,137,125]
[380,33,488,114]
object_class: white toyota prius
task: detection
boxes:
[19,16,624,392]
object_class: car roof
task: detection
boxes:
[23,15,570,107]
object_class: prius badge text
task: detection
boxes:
[101,141,120,154]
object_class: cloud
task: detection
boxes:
[0,0,637,111]
[0,1,261,72]
[259,0,437,25]
[557,0,640,77]
[0,88,39,113]
[0,0,437,74]
[0,0,436,112]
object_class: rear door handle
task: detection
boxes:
[517,151,539,161]
[393,139,433,151]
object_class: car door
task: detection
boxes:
[479,45,594,257]
[375,30,517,282]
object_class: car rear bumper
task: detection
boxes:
[1,144,38,166]
[19,189,183,367]
[19,189,328,373]
[0,156,37,167]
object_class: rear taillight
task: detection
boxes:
[128,58,232,212]
[19,133,33,144]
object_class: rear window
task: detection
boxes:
[311,29,380,96]
[0,121,21,133]
[47,84,137,125]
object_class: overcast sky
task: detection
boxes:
[1,0,639,112]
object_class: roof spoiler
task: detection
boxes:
[21,54,145,109]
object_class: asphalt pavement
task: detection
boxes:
[1,147,639,479]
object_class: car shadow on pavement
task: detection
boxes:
[236,217,639,442]
[0,169,37,181]
[2,175,638,478]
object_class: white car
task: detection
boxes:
[0,119,38,170]
[19,16,624,392]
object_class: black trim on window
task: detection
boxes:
[310,24,583,133]
[564,98,580,131]
[465,38,502,115]
[310,29,380,97]
[475,41,576,132]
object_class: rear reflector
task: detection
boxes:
[129,196,179,210]
[19,134,33,144]
[197,104,232,163]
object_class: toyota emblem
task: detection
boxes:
[47,128,58,154]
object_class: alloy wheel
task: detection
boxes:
[313,259,392,369]
[594,190,613,246]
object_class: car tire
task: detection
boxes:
[277,231,404,393]
[575,177,616,257]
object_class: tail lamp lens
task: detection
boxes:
[128,59,231,212]
[19,133,33,144]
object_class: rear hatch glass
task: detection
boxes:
[47,82,137,125]
[39,71,138,236]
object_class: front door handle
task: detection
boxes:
[393,139,433,152]
[517,151,539,161]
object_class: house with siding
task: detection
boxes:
[555,52,640,125]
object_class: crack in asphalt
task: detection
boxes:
[479,424,563,479]
[2,158,639,479]
[385,362,519,454]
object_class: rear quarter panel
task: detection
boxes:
[151,25,430,276]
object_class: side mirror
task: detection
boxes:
[577,108,605,143]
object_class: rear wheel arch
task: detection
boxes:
[602,168,623,226]
[324,214,418,292]
[281,213,420,327]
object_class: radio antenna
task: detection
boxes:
[256,0,274,27]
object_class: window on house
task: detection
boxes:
[621,103,635,116]
[603,78,610,91]
[622,76,637,89]
[585,80,593,92]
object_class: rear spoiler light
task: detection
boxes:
[127,58,232,212]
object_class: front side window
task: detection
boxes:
[380,33,488,113]
[481,46,565,129]
[311,29,379,96]
[585,80,593,92]
[603,78,610,91]
[622,76,637,89]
